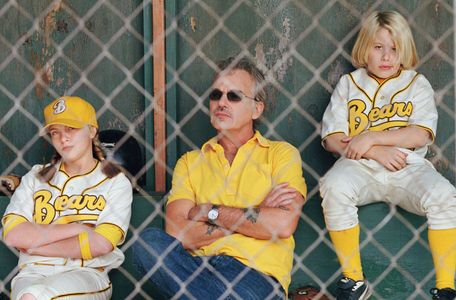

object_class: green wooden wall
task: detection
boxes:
[0,1,454,299]
[0,0,152,188]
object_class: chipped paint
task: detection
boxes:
[108,118,128,130]
[252,0,294,82]
[190,16,197,32]
[44,0,63,47]
[254,43,265,67]
[56,77,64,87]
[44,62,54,84]
[276,17,292,81]
[33,0,64,98]
[255,16,293,82]
[30,51,43,98]
[327,60,345,87]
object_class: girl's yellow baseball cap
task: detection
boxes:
[43,96,98,130]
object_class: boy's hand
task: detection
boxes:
[343,132,375,160]
[365,146,408,171]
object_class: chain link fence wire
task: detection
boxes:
[0,0,454,299]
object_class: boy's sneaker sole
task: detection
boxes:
[335,277,372,300]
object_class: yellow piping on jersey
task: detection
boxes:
[81,177,110,194]
[59,160,99,178]
[372,78,391,107]
[368,73,383,85]
[412,124,436,142]
[20,261,68,268]
[47,181,61,192]
[368,121,409,131]
[349,73,373,103]
[390,73,420,103]
[321,131,346,148]
[59,161,100,194]
[322,131,346,140]
[367,69,402,84]
[53,214,99,224]
[352,69,403,107]
[50,282,112,299]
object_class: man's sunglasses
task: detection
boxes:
[209,89,259,102]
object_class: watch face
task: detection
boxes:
[208,208,219,221]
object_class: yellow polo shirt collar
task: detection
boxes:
[202,130,270,153]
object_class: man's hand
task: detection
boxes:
[343,132,375,160]
[166,199,227,249]
[187,182,297,221]
[187,203,212,222]
[260,182,297,209]
[365,145,408,171]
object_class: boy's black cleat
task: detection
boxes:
[430,287,456,300]
[335,277,371,300]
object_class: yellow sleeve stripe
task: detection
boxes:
[94,223,123,248]
[321,131,346,148]
[2,214,28,239]
[78,231,93,260]
[411,124,435,143]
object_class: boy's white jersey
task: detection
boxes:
[3,161,133,270]
[321,68,438,157]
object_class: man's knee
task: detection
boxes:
[133,228,171,267]
[138,227,170,244]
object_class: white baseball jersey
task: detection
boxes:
[3,161,132,270]
[321,68,438,157]
[319,68,456,232]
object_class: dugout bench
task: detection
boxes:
[0,194,435,300]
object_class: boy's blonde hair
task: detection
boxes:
[351,11,418,69]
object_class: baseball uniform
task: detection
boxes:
[320,68,456,231]
[2,161,132,299]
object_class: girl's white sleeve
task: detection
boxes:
[2,166,41,223]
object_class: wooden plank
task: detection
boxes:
[152,0,166,192]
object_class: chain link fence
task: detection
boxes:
[0,0,455,299]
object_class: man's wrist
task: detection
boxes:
[207,205,220,224]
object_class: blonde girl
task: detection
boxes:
[2,96,133,300]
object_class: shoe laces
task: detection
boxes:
[352,281,365,292]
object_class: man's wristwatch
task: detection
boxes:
[207,205,219,224]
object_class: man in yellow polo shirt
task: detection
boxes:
[133,56,307,299]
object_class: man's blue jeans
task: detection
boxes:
[132,227,285,300]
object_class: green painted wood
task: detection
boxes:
[144,1,155,191]
[165,0,178,188]
[0,1,150,183]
